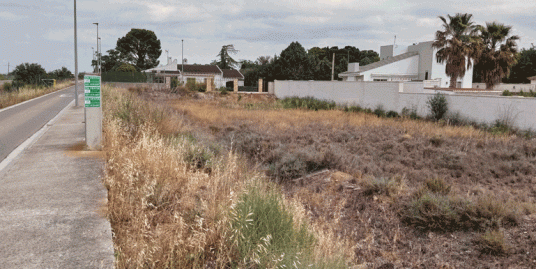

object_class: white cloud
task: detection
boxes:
[0,11,27,21]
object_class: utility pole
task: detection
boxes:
[98,37,102,74]
[331,53,335,81]
[7,62,9,76]
[74,0,79,106]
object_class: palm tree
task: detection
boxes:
[432,13,481,88]
[477,22,519,89]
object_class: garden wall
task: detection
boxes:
[274,80,536,130]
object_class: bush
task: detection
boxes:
[279,97,337,111]
[230,185,315,268]
[269,149,333,182]
[424,178,451,195]
[474,230,510,256]
[362,176,404,197]
[344,105,362,113]
[373,105,386,117]
[170,77,179,89]
[427,93,448,120]
[386,110,399,118]
[502,90,512,96]
[401,106,420,120]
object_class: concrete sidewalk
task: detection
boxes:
[0,102,114,268]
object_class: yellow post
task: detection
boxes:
[233,79,238,92]
[258,79,263,92]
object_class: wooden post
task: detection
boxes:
[258,79,263,92]
[233,79,238,92]
[206,77,214,92]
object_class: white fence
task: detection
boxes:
[274,80,536,130]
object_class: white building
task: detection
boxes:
[142,58,244,88]
[339,41,473,88]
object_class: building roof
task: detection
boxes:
[222,69,244,79]
[177,64,222,74]
[339,51,419,77]
[528,76,536,80]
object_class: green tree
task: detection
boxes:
[115,63,137,72]
[274,41,313,80]
[92,49,124,73]
[48,67,73,81]
[432,13,481,88]
[12,63,47,85]
[215,45,239,69]
[504,47,536,83]
[476,22,519,89]
[116,29,162,71]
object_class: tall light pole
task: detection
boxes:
[181,39,184,83]
[98,37,101,75]
[74,0,79,106]
[93,23,99,74]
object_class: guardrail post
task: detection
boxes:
[258,79,263,92]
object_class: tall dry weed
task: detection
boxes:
[102,87,352,268]
[0,81,74,109]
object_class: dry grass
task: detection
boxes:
[102,87,353,268]
[171,99,507,140]
[0,81,74,109]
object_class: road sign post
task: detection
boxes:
[84,75,102,150]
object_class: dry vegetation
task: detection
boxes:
[103,87,536,268]
[0,81,75,109]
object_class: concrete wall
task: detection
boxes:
[274,80,536,130]
[104,82,168,90]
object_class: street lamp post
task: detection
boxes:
[74,0,79,106]
[181,39,184,84]
[98,37,101,75]
[93,23,99,74]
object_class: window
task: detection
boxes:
[373,79,387,81]
[425,71,429,80]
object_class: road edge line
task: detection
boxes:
[0,98,77,174]
[0,83,77,113]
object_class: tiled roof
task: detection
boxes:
[339,51,419,75]
[177,64,222,74]
[528,76,536,80]
[222,69,244,79]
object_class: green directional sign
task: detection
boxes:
[84,75,101,107]
[85,97,101,107]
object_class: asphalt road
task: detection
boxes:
[0,85,79,163]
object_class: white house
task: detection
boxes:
[338,41,473,88]
[142,58,244,88]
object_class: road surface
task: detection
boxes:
[0,85,79,163]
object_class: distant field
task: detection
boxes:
[0,81,74,109]
[103,86,536,268]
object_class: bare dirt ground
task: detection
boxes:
[139,88,536,268]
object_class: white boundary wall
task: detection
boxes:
[274,80,536,130]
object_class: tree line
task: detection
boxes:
[237,42,380,86]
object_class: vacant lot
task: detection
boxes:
[105,87,536,268]
[160,91,536,268]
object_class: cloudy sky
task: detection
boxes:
[1,0,535,74]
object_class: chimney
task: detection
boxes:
[348,63,360,72]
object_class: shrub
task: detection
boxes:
[401,106,420,120]
[474,230,510,256]
[230,185,315,268]
[502,90,512,96]
[269,149,333,182]
[373,105,386,117]
[2,82,13,92]
[279,97,337,111]
[402,191,469,231]
[424,178,451,195]
[170,77,179,89]
[344,105,362,113]
[362,176,404,197]
[490,120,513,135]
[386,110,399,118]
[427,93,448,120]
